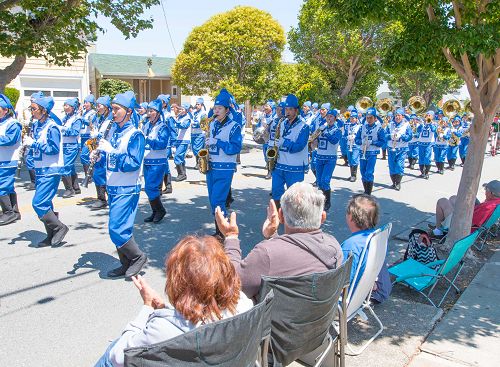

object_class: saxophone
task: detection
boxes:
[266,117,284,172]
[197,115,216,174]
[83,120,114,187]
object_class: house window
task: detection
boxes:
[24,90,51,97]
[172,86,178,97]
[53,91,79,98]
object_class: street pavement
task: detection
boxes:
[1,136,498,367]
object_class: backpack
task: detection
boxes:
[404,229,439,265]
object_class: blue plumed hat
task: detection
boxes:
[96,95,112,109]
[327,109,338,117]
[147,99,163,112]
[285,94,299,108]
[33,95,55,113]
[320,102,331,110]
[214,89,231,108]
[84,94,96,105]
[112,91,139,110]
[64,97,79,109]
[0,93,14,110]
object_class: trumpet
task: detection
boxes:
[197,116,215,175]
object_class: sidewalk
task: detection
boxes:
[408,249,500,367]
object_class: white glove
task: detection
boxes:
[23,136,34,146]
[97,139,114,153]
[207,137,218,146]
[90,130,99,139]
[320,124,327,131]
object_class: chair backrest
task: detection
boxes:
[483,204,500,229]
[124,291,275,367]
[257,256,353,366]
[346,223,392,320]
[439,230,480,276]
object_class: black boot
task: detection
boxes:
[40,210,69,246]
[61,176,75,198]
[144,198,157,223]
[409,158,416,170]
[394,175,402,191]
[9,193,21,221]
[0,195,18,225]
[72,174,81,194]
[90,185,108,209]
[460,156,466,166]
[349,165,357,182]
[382,149,387,160]
[175,164,187,181]
[365,181,374,195]
[342,155,349,166]
[438,162,444,175]
[28,169,36,190]
[419,165,425,177]
[449,159,456,171]
[425,165,431,179]
[120,237,147,278]
[390,174,396,188]
[162,174,172,194]
[152,197,166,223]
[37,221,53,247]
[107,248,131,278]
[322,189,331,211]
[226,188,234,209]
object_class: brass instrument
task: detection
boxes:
[449,131,460,146]
[308,125,323,147]
[266,117,284,172]
[442,98,461,119]
[361,137,369,160]
[197,116,215,175]
[437,123,445,142]
[343,111,351,120]
[355,97,374,114]
[375,98,393,117]
[83,120,114,187]
[16,121,32,177]
[381,116,390,129]
[408,96,427,115]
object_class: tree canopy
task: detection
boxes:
[0,0,159,91]
[288,0,395,106]
[99,79,133,99]
[172,6,286,104]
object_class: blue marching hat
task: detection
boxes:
[327,109,338,117]
[64,97,79,109]
[366,107,377,117]
[350,108,358,117]
[84,94,96,105]
[32,95,55,113]
[395,107,405,115]
[214,89,231,108]
[147,99,163,112]
[0,93,14,110]
[285,94,299,108]
[97,95,112,109]
[321,103,331,110]
[158,94,171,105]
[312,102,319,109]
[139,102,148,110]
[181,102,191,110]
[112,91,139,110]
[196,97,204,104]
[303,101,312,108]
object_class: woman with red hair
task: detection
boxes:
[95,235,253,367]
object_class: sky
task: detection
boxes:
[94,0,303,62]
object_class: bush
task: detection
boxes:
[4,86,20,107]
[99,79,133,99]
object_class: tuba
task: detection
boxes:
[442,98,461,119]
[375,98,393,117]
[197,116,215,174]
[355,97,374,114]
[408,96,427,115]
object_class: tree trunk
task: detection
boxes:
[340,57,358,99]
[446,112,494,248]
[0,55,27,92]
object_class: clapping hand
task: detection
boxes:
[214,206,239,238]
[132,275,165,309]
[262,199,280,239]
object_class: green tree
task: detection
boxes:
[0,0,159,91]
[288,0,394,106]
[99,79,133,99]
[328,0,500,247]
[384,68,463,106]
[172,6,286,104]
[4,86,20,107]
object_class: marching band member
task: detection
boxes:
[417,111,437,179]
[60,98,83,198]
[346,109,362,182]
[142,99,169,223]
[355,107,386,195]
[98,91,147,278]
[206,89,242,237]
[459,113,471,165]
[80,95,97,179]
[89,95,114,210]
[407,114,420,170]
[380,111,392,160]
[309,103,329,185]
[271,94,310,206]
[313,108,342,210]
[191,97,207,169]
[339,105,355,166]
[447,116,463,170]
[0,94,22,226]
[157,94,175,193]
[301,101,314,125]
[386,108,413,190]
[433,117,450,174]
[172,102,192,182]
[259,100,275,179]
[24,94,68,247]
[136,102,148,128]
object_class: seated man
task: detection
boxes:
[216,182,343,300]
[431,179,500,237]
[342,194,391,304]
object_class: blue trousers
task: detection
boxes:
[80,137,90,166]
[316,158,336,190]
[360,154,377,182]
[0,167,16,196]
[26,148,34,170]
[206,169,234,216]
[418,144,433,165]
[191,134,205,157]
[94,338,118,367]
[447,145,459,161]
[262,143,269,162]
[347,147,360,166]
[433,145,447,163]
[388,149,407,175]
[32,174,61,218]
[459,138,469,159]
[272,168,305,201]
[174,142,189,165]
[92,154,106,186]
[62,143,79,176]
[108,192,140,247]
[144,164,166,200]
[310,150,318,172]
[340,137,347,156]
[408,143,418,159]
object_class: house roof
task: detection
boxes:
[89,53,175,78]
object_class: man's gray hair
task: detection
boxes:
[280,182,325,229]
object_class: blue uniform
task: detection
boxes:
[385,120,413,175]
[271,116,310,201]
[459,120,471,162]
[433,125,450,163]
[417,123,437,166]
[407,121,420,160]
[257,112,274,162]
[0,116,22,196]
[173,112,191,166]
[92,114,114,186]
[142,118,170,200]
[310,114,327,173]
[346,121,362,167]
[447,126,462,162]
[106,121,145,247]
[79,109,97,166]
[355,121,385,183]
[191,108,207,157]
[60,113,82,177]
[315,123,342,190]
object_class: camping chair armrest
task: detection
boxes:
[395,273,439,282]
[425,260,445,268]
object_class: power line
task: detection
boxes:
[160,0,178,57]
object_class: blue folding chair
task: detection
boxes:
[389,230,480,308]
[473,204,500,251]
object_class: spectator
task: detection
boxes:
[430,179,500,237]
[216,182,343,300]
[342,194,392,304]
[95,235,253,367]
